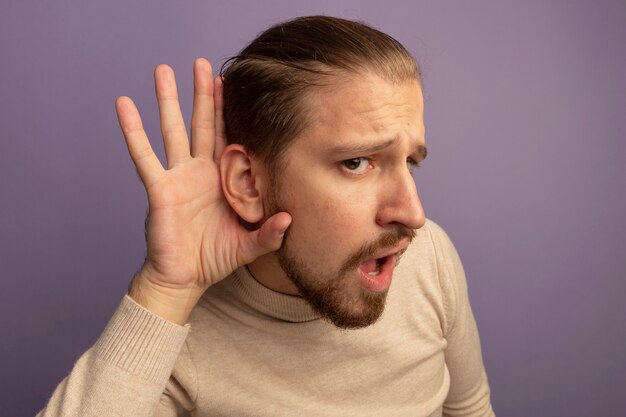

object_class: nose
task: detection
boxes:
[376,169,426,230]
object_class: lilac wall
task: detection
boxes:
[2,1,625,415]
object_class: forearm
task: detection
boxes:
[37,296,189,417]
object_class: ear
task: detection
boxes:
[220,144,267,224]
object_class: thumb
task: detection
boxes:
[239,212,292,263]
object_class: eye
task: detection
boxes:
[407,158,420,173]
[341,157,371,174]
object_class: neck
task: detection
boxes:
[246,252,300,296]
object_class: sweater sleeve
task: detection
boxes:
[428,222,495,417]
[37,295,190,417]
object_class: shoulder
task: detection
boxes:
[422,218,457,251]
[402,219,468,334]
[414,218,466,286]
[404,218,460,265]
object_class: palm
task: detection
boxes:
[116,59,290,301]
[143,156,236,288]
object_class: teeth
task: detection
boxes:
[368,258,382,276]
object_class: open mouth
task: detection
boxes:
[355,239,411,293]
[357,254,395,293]
[359,256,389,277]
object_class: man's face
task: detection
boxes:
[266,72,426,329]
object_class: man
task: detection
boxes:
[39,16,494,416]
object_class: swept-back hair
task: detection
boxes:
[220,15,420,170]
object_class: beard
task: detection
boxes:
[268,179,415,329]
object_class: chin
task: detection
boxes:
[276,231,394,329]
[295,274,389,329]
[331,288,388,329]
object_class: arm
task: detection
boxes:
[429,222,495,417]
[121,60,291,326]
[38,58,292,416]
[37,297,188,417]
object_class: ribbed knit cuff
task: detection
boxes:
[93,295,190,384]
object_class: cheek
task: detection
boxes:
[280,171,379,235]
[297,191,377,239]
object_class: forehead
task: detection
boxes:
[292,72,425,153]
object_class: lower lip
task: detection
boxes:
[358,255,396,293]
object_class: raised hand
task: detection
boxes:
[115,59,291,324]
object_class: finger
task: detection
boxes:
[213,76,227,162]
[190,58,215,158]
[154,64,190,168]
[115,96,165,188]
[239,212,292,264]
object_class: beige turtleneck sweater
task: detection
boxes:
[38,220,494,416]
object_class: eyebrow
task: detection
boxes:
[324,139,428,161]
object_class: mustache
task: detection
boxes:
[339,227,416,275]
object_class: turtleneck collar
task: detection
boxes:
[229,266,321,323]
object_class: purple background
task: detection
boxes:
[1,1,625,416]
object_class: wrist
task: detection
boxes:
[129,269,203,325]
